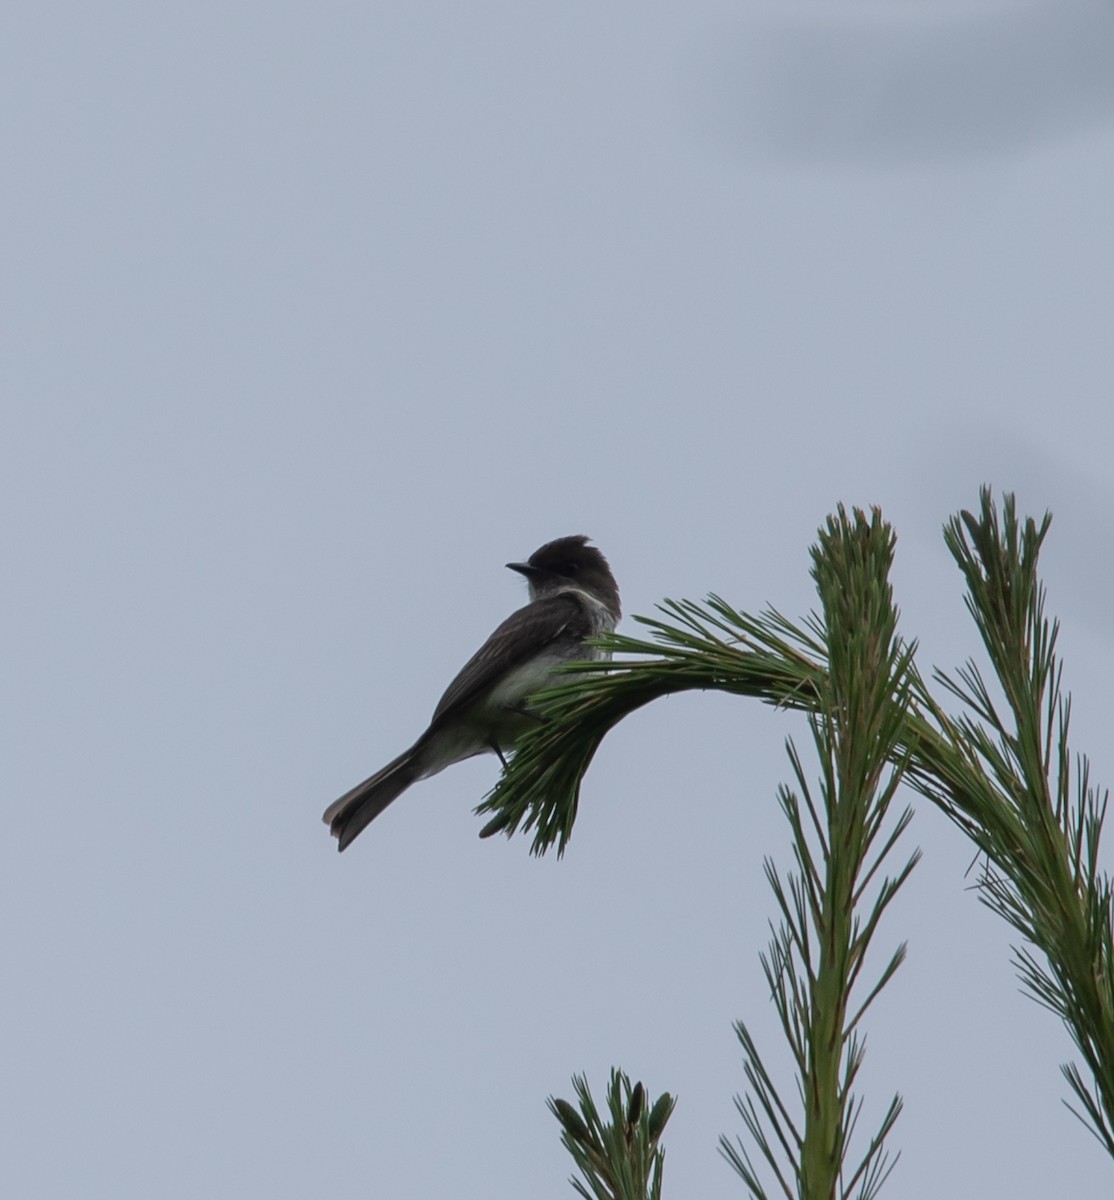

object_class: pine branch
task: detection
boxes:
[474,598,827,855]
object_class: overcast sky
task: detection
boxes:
[4,2,1114,1197]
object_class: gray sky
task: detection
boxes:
[4,1,1114,1196]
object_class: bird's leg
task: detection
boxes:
[489,707,550,771]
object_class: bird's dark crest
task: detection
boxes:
[526,534,592,566]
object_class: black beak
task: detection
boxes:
[506,561,537,578]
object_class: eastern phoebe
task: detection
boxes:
[323,536,620,851]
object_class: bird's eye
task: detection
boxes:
[564,561,580,575]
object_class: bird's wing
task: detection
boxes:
[429,592,590,725]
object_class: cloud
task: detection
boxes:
[708,0,1114,163]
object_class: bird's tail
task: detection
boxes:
[323,746,423,851]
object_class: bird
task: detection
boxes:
[323,536,621,851]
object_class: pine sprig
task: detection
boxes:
[718,508,916,1200]
[549,1071,676,1200]
[902,488,1114,1154]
